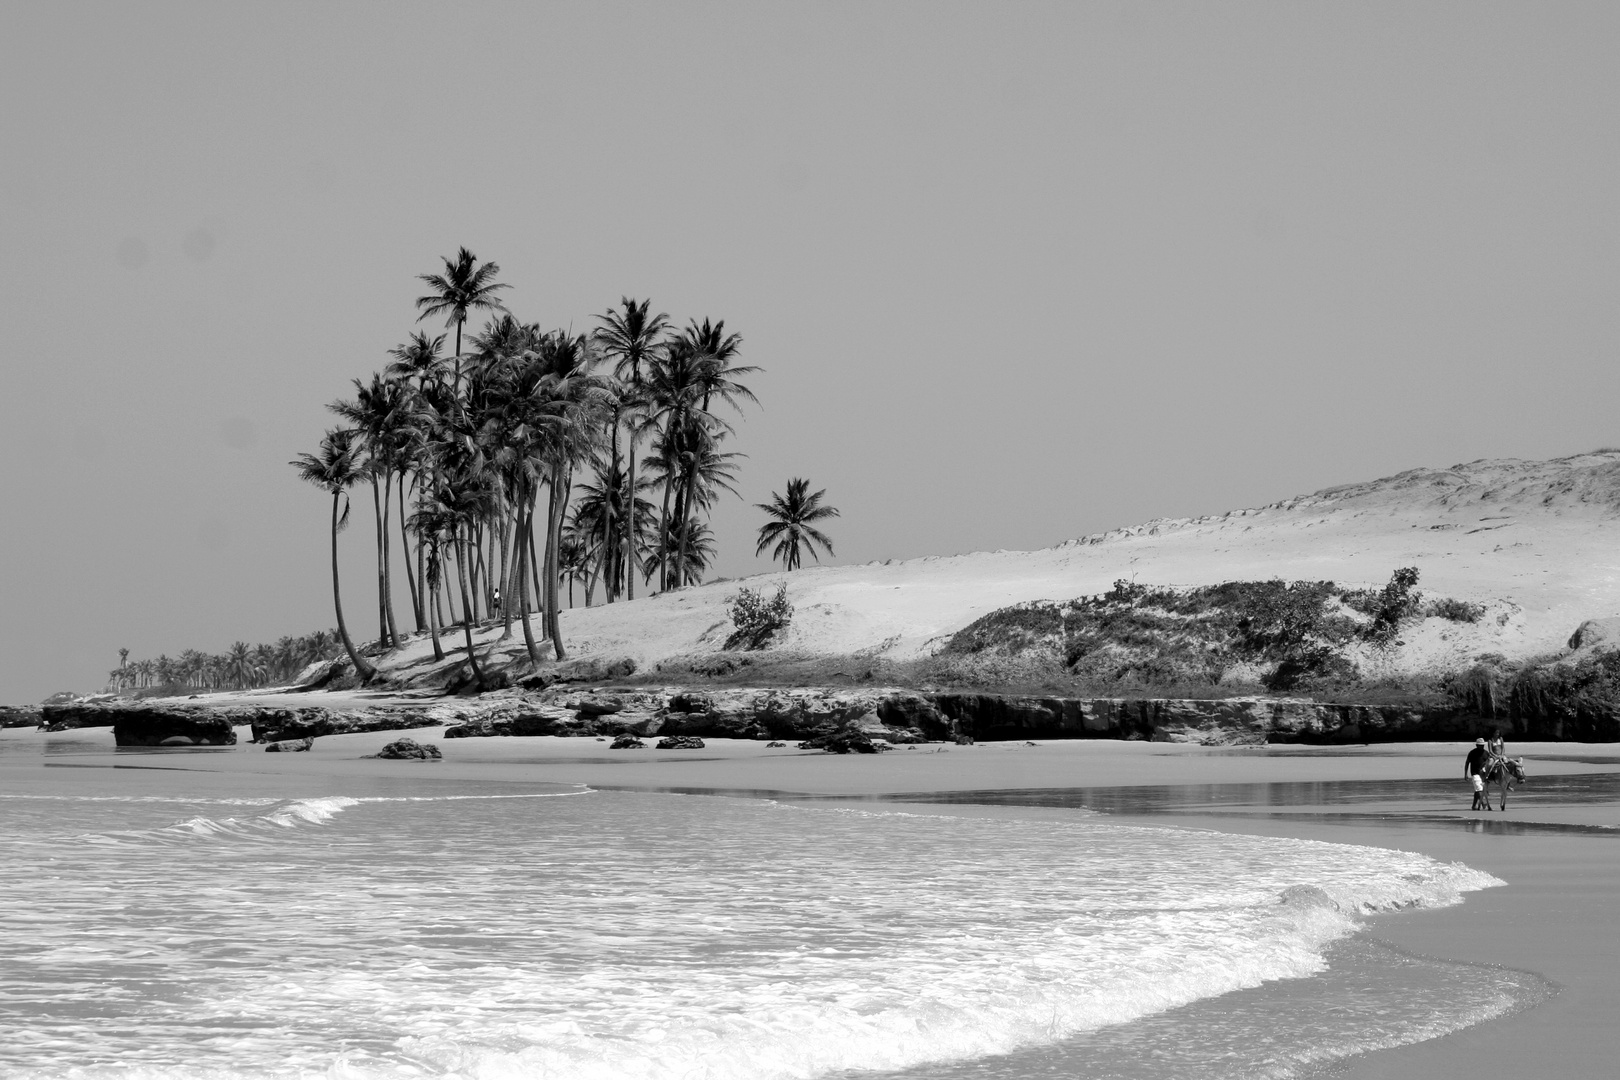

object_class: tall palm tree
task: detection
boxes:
[593,298,670,601]
[329,374,411,649]
[415,247,510,391]
[290,428,378,682]
[658,319,758,588]
[518,331,614,657]
[755,477,839,571]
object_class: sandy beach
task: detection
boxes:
[6,725,1617,1076]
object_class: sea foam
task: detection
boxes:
[0,790,1526,1080]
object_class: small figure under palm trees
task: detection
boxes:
[755,478,839,571]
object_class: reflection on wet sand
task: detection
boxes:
[874,772,1620,835]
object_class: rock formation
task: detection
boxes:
[375,737,442,760]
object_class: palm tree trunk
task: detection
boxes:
[672,462,693,589]
[518,492,544,665]
[427,555,445,662]
[331,491,377,682]
[455,535,484,685]
[529,502,543,614]
[625,442,638,601]
[546,461,570,659]
[603,414,619,602]
[417,510,430,632]
[381,472,401,647]
[398,468,422,632]
[656,461,674,592]
[497,499,514,642]
[371,477,389,646]
[437,542,452,626]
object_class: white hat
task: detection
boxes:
[1475,738,1485,746]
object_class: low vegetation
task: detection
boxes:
[724,583,794,650]
[940,568,1474,693]
[1445,651,1620,738]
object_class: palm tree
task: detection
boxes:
[643,425,740,589]
[654,518,717,587]
[224,642,256,689]
[570,455,657,602]
[290,429,379,682]
[415,247,510,391]
[647,319,758,589]
[593,298,670,601]
[386,330,447,388]
[408,503,456,665]
[329,374,412,649]
[386,331,447,632]
[755,477,839,571]
[515,331,614,657]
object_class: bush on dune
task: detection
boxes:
[725,583,794,651]
[940,568,1475,695]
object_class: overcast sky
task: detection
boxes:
[2,2,1617,702]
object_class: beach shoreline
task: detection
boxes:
[5,727,1617,1077]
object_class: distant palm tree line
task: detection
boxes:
[292,248,765,679]
[107,632,345,693]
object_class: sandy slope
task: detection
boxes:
[367,451,1620,681]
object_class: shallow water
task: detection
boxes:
[0,784,1544,1079]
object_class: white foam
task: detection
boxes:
[0,790,1516,1080]
[263,796,361,827]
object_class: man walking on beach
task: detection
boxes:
[1465,738,1491,811]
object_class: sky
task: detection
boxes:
[2,1,1617,702]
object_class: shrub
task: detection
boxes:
[1358,567,1422,646]
[1428,597,1486,623]
[725,583,793,650]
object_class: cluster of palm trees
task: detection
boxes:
[293,248,760,685]
[107,632,344,693]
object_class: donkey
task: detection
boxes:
[1482,756,1526,811]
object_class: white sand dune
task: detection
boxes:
[536,450,1620,676]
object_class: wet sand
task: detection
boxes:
[5,726,1618,1076]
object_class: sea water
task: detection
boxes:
[0,784,1544,1079]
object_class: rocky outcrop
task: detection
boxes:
[0,705,41,729]
[264,737,314,752]
[519,655,638,689]
[250,708,445,743]
[798,731,889,754]
[929,693,1475,745]
[655,736,706,749]
[375,737,442,760]
[40,702,122,729]
[1567,617,1620,657]
[27,681,1549,750]
[610,735,645,749]
[111,711,238,747]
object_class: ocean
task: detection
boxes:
[0,756,1546,1079]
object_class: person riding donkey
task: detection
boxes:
[1465,730,1527,811]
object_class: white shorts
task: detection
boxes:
[1471,774,1485,792]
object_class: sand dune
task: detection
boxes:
[539,451,1620,675]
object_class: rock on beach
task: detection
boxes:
[375,738,442,760]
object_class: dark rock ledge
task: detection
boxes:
[27,684,1552,749]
